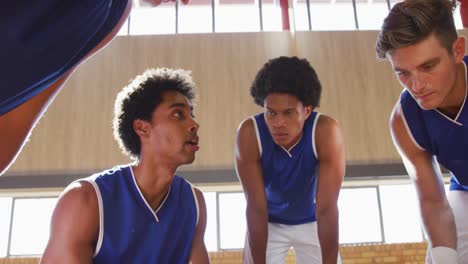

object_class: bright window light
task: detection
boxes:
[379,184,424,243]
[0,198,12,257]
[292,0,310,31]
[338,188,382,244]
[215,0,260,33]
[203,192,218,251]
[178,0,213,34]
[262,0,282,31]
[355,2,389,30]
[130,3,176,35]
[9,198,57,256]
[218,192,246,249]
[309,1,356,30]
[117,17,129,36]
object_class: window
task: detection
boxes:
[218,192,246,249]
[0,198,12,257]
[309,0,356,30]
[379,184,424,243]
[292,0,310,31]
[338,188,383,244]
[203,192,218,251]
[355,1,389,30]
[215,0,260,32]
[117,17,130,36]
[261,0,282,31]
[130,2,176,35]
[178,0,213,34]
[9,198,57,255]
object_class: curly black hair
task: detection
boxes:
[250,56,322,107]
[113,68,197,160]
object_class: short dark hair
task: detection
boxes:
[376,0,458,59]
[113,68,196,160]
[250,56,322,107]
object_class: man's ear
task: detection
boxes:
[133,119,150,138]
[453,36,466,63]
[305,105,313,118]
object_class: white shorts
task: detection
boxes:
[266,222,342,264]
[426,190,468,263]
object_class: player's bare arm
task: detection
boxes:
[235,118,268,264]
[390,103,456,250]
[189,188,210,264]
[41,181,99,264]
[315,115,345,264]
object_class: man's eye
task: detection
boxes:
[423,64,434,71]
[397,71,408,77]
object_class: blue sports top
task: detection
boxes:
[400,57,468,191]
[252,112,321,225]
[0,0,128,115]
[84,165,199,263]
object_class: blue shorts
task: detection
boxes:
[0,0,129,115]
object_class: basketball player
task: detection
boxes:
[235,56,345,263]
[41,68,210,263]
[376,0,468,262]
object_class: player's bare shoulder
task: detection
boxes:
[53,180,100,231]
[315,114,343,142]
[236,117,261,160]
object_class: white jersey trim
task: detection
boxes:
[251,116,263,156]
[280,135,302,158]
[129,166,172,222]
[457,61,468,123]
[312,112,321,159]
[85,179,104,257]
[190,183,200,226]
[399,102,425,151]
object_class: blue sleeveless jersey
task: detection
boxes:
[85,165,198,263]
[0,0,128,115]
[400,57,468,191]
[252,112,320,225]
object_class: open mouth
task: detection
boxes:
[186,140,198,146]
[185,138,199,151]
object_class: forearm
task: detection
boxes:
[420,199,456,249]
[245,206,268,264]
[317,206,339,264]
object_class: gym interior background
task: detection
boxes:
[1,0,466,263]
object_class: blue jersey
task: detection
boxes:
[400,57,468,191]
[84,165,198,263]
[0,0,128,115]
[252,112,320,225]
